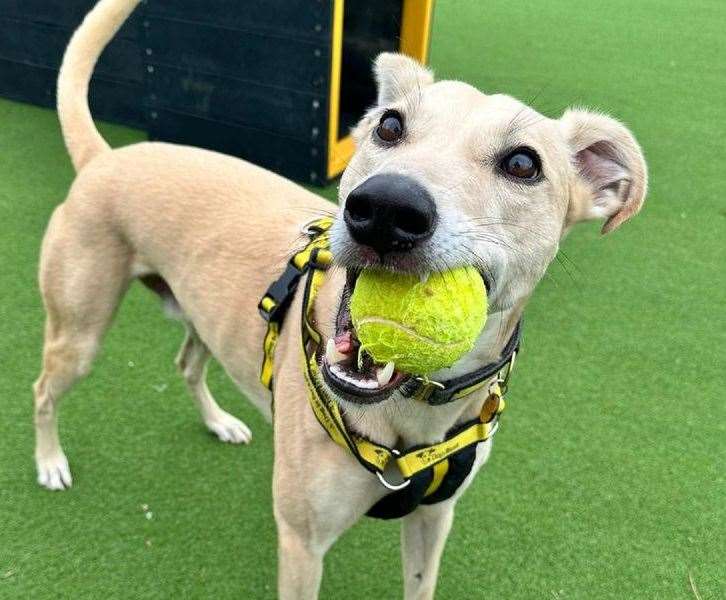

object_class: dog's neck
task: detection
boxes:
[338,303,522,448]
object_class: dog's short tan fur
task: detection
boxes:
[34,1,647,598]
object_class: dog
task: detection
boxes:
[33,0,647,598]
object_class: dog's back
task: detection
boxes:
[34,0,331,490]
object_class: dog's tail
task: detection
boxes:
[57,0,141,172]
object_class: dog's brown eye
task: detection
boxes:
[501,148,542,181]
[375,110,404,144]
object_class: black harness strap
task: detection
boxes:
[367,439,479,520]
[402,321,522,406]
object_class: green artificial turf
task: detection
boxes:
[1,1,725,598]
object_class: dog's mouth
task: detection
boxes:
[320,266,493,404]
[320,268,410,404]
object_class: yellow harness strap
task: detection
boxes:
[258,218,334,390]
[260,219,511,497]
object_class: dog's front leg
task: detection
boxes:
[401,501,456,600]
[275,515,326,600]
[274,461,380,599]
[273,437,381,600]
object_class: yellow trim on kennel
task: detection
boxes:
[327,0,435,179]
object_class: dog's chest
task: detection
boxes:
[340,393,482,448]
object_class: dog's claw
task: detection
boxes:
[36,453,73,490]
[205,412,252,445]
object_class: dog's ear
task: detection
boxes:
[560,109,648,234]
[373,53,433,106]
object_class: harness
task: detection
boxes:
[258,218,520,520]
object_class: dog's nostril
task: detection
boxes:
[346,196,373,222]
[394,206,430,236]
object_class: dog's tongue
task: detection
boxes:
[334,331,353,354]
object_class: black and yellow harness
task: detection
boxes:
[258,218,520,520]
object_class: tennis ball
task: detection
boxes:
[349,267,487,376]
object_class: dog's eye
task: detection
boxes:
[375,110,404,144]
[500,148,542,181]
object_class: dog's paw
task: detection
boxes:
[205,412,252,444]
[36,453,73,490]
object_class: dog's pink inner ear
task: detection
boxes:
[562,109,648,234]
[575,141,632,218]
[577,142,629,193]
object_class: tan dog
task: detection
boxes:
[33,0,647,598]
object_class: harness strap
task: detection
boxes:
[401,321,521,406]
[259,220,519,512]
[258,217,333,390]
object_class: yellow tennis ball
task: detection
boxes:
[349,267,487,376]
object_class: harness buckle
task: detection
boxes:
[258,261,305,322]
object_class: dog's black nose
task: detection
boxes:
[343,174,437,257]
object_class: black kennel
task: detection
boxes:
[0,0,434,183]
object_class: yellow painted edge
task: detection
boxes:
[326,0,345,179]
[326,0,435,179]
[400,0,435,62]
[328,135,355,179]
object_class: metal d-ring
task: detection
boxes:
[301,222,323,237]
[376,449,411,491]
[376,471,411,491]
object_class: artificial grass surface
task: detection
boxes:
[1,0,724,598]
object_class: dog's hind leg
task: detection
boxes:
[33,321,98,490]
[34,212,131,490]
[175,325,251,444]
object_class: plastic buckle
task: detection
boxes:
[258,261,305,322]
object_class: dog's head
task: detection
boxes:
[322,53,647,403]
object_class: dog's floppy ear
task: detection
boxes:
[374,53,433,106]
[560,109,648,234]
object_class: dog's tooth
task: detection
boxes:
[326,339,346,364]
[376,361,395,387]
[419,272,430,283]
